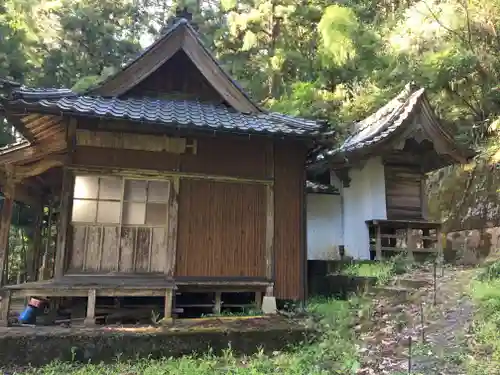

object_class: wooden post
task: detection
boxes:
[0,290,11,326]
[54,169,73,279]
[375,224,382,260]
[255,291,262,310]
[265,184,274,287]
[406,227,415,261]
[84,289,97,326]
[163,289,173,323]
[0,173,15,287]
[214,291,222,315]
[54,119,76,279]
[165,177,179,277]
[436,226,443,264]
[28,202,43,281]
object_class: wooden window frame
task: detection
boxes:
[69,174,174,273]
[71,175,171,227]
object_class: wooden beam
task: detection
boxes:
[0,139,67,165]
[14,155,65,179]
[165,176,179,277]
[0,173,15,287]
[68,165,273,185]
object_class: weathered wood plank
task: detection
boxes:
[151,227,167,273]
[101,226,119,272]
[76,130,187,154]
[119,227,135,272]
[135,227,151,272]
[84,226,102,271]
[70,226,86,271]
[165,177,178,277]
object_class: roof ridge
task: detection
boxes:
[345,83,420,142]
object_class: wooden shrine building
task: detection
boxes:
[0,15,324,325]
[308,83,475,261]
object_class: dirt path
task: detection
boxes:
[357,265,476,375]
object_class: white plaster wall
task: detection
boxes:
[342,156,387,259]
[307,193,343,260]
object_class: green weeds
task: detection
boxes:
[466,261,500,375]
[18,297,363,375]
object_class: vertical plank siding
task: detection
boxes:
[273,141,307,300]
[385,165,424,220]
[176,179,267,277]
[69,225,168,273]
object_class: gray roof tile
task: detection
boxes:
[8,91,323,137]
[316,83,425,160]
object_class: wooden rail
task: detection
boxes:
[366,219,443,260]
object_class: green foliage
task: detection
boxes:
[476,261,500,282]
[467,274,500,374]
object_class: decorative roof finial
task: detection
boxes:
[161,6,198,33]
[175,6,193,22]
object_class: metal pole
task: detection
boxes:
[408,336,412,374]
[420,302,425,343]
[433,262,437,306]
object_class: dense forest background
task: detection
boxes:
[2,0,500,257]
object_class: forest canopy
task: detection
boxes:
[1,0,500,230]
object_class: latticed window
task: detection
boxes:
[71,176,170,226]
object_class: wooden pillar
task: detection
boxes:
[375,224,382,260]
[28,202,43,281]
[165,176,179,277]
[213,291,222,315]
[0,290,11,326]
[84,289,97,326]
[406,227,415,261]
[255,291,262,310]
[54,169,73,279]
[163,289,173,323]
[54,120,76,279]
[265,143,275,296]
[0,174,16,287]
[436,226,443,263]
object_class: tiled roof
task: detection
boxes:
[316,83,425,161]
[7,89,323,137]
[306,180,339,195]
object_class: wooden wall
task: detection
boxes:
[385,165,424,220]
[73,135,271,180]
[123,51,224,103]
[176,179,266,277]
[67,126,307,300]
[274,141,307,300]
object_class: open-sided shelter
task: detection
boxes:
[0,15,325,325]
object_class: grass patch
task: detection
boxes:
[17,298,363,375]
[466,261,500,375]
[341,254,413,285]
